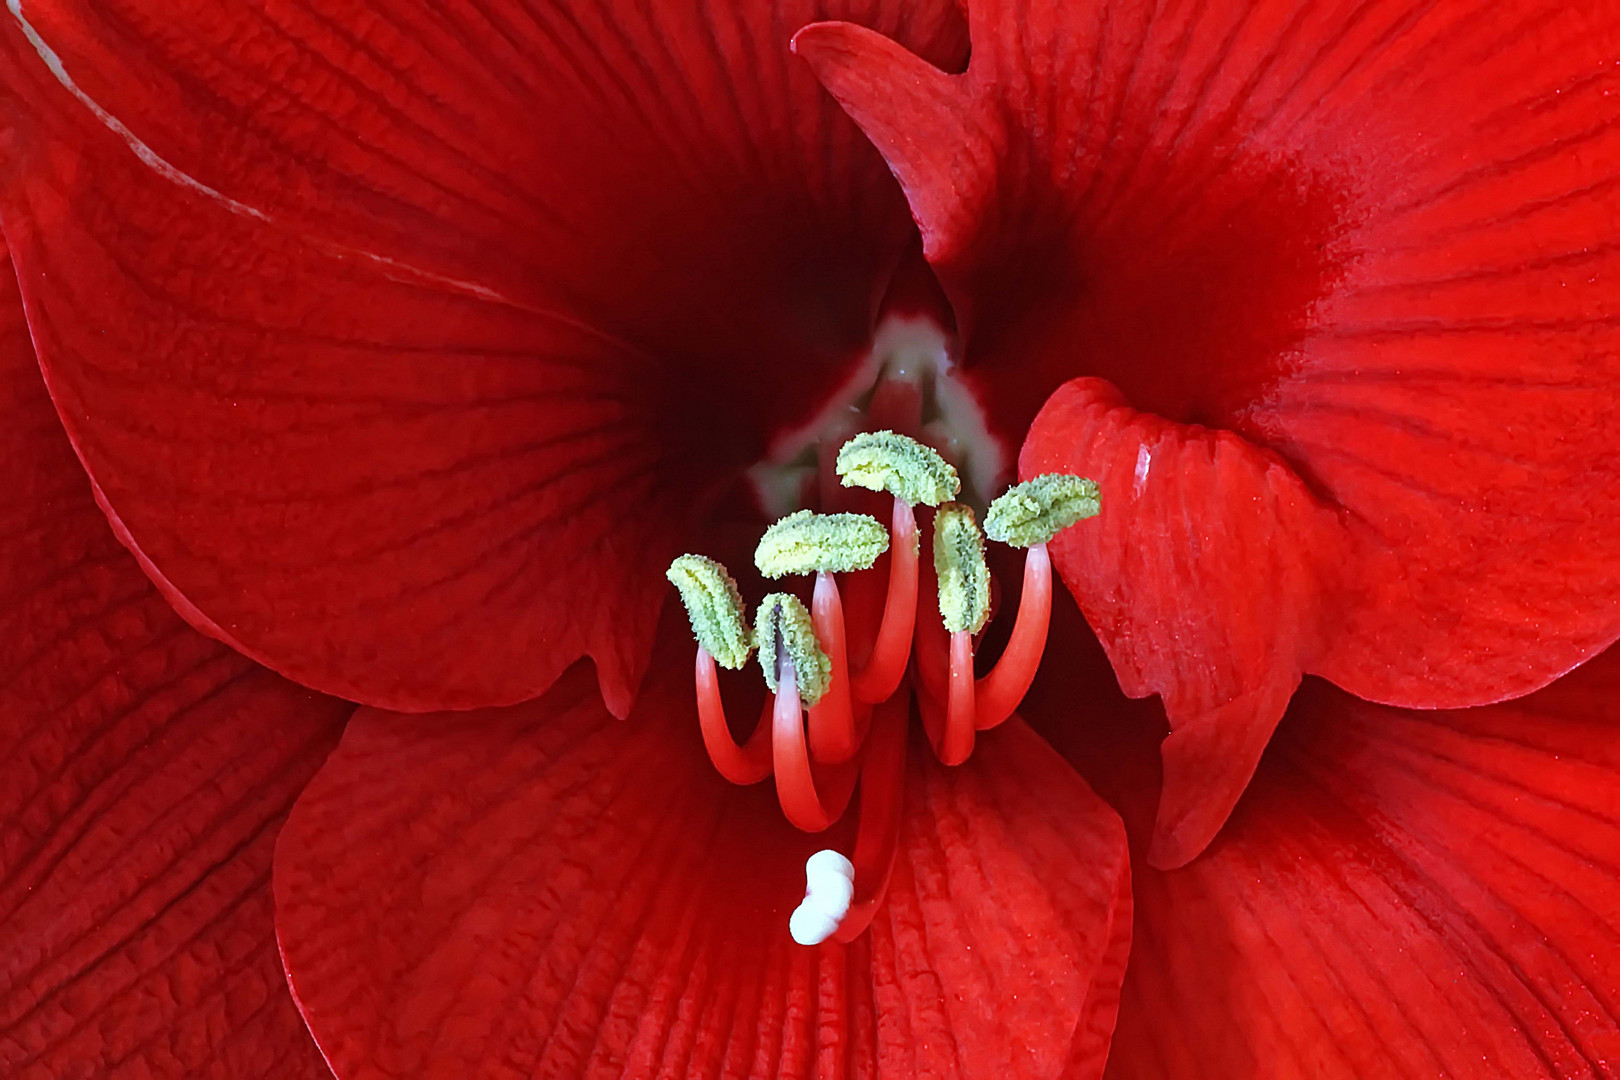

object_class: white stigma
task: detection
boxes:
[789,850,855,946]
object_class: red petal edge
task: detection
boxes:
[0,1,967,715]
[1104,650,1620,1079]
[0,241,352,1077]
[274,655,1130,1079]
[797,1,1620,863]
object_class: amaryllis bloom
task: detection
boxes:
[1,0,1618,1076]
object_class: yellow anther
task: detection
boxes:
[666,555,754,669]
[836,430,961,507]
[755,592,832,706]
[755,509,889,579]
[932,502,990,634]
[984,474,1101,548]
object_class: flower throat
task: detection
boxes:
[668,366,1098,947]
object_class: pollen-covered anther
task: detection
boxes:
[666,554,753,669]
[790,850,855,946]
[984,473,1100,548]
[836,430,961,507]
[932,502,990,635]
[755,509,889,578]
[755,592,832,706]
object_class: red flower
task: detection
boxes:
[0,1,1617,1078]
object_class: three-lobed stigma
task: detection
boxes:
[755,509,890,578]
[665,554,753,669]
[835,430,960,507]
[985,473,1101,548]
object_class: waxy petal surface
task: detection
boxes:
[0,246,352,1077]
[0,0,966,714]
[798,0,1620,862]
[1105,655,1620,1079]
[275,659,1130,1079]
[1022,379,1343,867]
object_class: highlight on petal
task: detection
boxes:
[1103,650,1620,1079]
[0,243,351,1078]
[800,0,1620,860]
[1022,380,1347,869]
[275,654,1131,1080]
[0,0,968,714]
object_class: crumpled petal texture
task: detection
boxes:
[274,659,1130,1079]
[0,244,352,1078]
[0,0,967,715]
[797,0,1620,863]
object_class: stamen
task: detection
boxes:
[835,430,960,507]
[693,646,773,784]
[666,554,753,670]
[939,629,977,765]
[676,382,1096,944]
[849,497,919,704]
[984,473,1100,548]
[808,572,864,763]
[932,502,991,635]
[770,653,859,832]
[790,849,855,946]
[913,540,950,702]
[755,509,889,579]
[974,542,1053,730]
[755,592,831,706]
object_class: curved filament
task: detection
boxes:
[772,660,860,832]
[941,630,977,765]
[850,499,919,704]
[808,572,863,764]
[694,647,772,784]
[913,540,950,702]
[975,542,1052,730]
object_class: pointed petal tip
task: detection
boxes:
[786,19,837,56]
[1117,655,1620,1078]
[1145,675,1301,871]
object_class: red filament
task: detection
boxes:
[771,659,860,832]
[686,480,1058,942]
[693,647,772,784]
[975,542,1052,730]
[939,630,977,765]
[808,572,863,764]
[850,499,919,704]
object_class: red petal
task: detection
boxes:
[1021,379,1342,869]
[1090,652,1620,1079]
[274,656,1130,1079]
[798,1,1620,859]
[0,245,352,1076]
[0,1,967,713]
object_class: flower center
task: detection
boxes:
[668,322,1100,946]
[748,316,1007,518]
